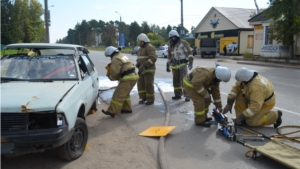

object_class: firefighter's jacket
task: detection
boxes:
[227,75,275,118]
[137,43,157,74]
[184,67,222,108]
[109,53,139,81]
[167,38,192,68]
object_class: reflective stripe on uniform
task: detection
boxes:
[170,63,187,69]
[111,99,123,107]
[262,114,267,126]
[262,102,275,109]
[197,87,205,94]
[183,79,194,88]
[174,86,182,90]
[125,97,131,101]
[229,91,237,96]
[146,93,154,97]
[214,99,221,103]
[246,108,254,116]
[121,74,139,81]
[147,59,153,64]
[235,104,247,109]
[139,90,146,93]
[195,110,205,115]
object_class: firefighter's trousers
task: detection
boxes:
[234,92,278,127]
[137,72,155,102]
[108,79,137,115]
[172,64,188,97]
[184,82,211,124]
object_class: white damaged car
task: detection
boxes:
[1,43,99,161]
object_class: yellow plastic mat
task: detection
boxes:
[139,126,176,137]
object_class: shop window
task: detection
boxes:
[265,26,273,45]
[247,35,254,48]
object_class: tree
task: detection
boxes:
[1,0,44,44]
[102,24,117,46]
[141,21,151,34]
[1,0,13,44]
[265,0,300,58]
[128,21,141,47]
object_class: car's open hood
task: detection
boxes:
[1,82,76,113]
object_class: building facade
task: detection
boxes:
[193,7,256,55]
[248,11,300,57]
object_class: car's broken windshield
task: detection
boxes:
[1,55,78,80]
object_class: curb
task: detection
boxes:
[236,61,300,69]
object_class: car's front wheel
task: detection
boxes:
[56,118,88,161]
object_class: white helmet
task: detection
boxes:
[105,46,119,57]
[169,30,180,37]
[235,67,254,82]
[137,33,150,42]
[215,66,231,82]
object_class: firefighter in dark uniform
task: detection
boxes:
[102,46,139,118]
[136,33,157,105]
[167,30,193,102]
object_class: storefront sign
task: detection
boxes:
[261,45,287,52]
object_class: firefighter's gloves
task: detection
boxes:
[223,98,235,114]
[233,113,246,125]
[105,63,111,77]
[203,91,210,98]
[166,61,171,72]
[138,64,145,74]
[136,59,140,68]
[188,55,194,70]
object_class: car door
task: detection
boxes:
[78,55,98,113]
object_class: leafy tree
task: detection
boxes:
[265,0,300,58]
[27,0,44,42]
[141,21,151,34]
[147,32,165,47]
[102,24,117,46]
[1,0,13,44]
[128,21,141,47]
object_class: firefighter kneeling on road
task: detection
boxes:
[102,46,139,118]
[223,67,282,128]
[183,64,231,127]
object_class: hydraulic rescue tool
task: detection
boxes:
[211,108,237,141]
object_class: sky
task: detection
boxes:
[37,0,270,43]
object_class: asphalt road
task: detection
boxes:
[91,50,300,169]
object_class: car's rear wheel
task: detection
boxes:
[56,118,88,161]
[162,53,165,58]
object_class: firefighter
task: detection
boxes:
[167,30,193,102]
[102,46,139,118]
[223,67,282,128]
[183,64,231,127]
[136,33,157,105]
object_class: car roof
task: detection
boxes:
[4,43,89,54]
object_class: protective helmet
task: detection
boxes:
[169,30,180,37]
[215,66,231,82]
[235,67,254,82]
[104,46,119,57]
[137,33,150,43]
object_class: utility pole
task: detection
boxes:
[180,0,184,36]
[44,0,50,43]
[116,11,122,47]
